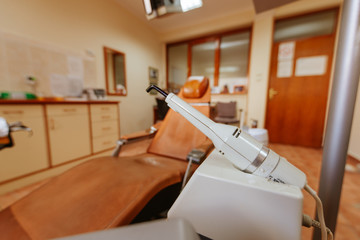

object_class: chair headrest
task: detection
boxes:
[182,77,209,99]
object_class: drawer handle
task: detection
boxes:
[101,115,111,119]
[63,108,77,113]
[102,127,111,131]
[2,110,24,115]
[101,107,110,111]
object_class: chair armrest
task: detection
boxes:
[121,130,156,142]
[112,123,162,157]
[121,121,162,142]
[186,138,214,164]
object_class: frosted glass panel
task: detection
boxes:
[166,29,251,92]
[191,41,216,87]
[168,44,188,91]
[219,32,250,92]
[274,9,337,42]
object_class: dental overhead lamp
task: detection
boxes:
[146,85,332,240]
[143,0,203,20]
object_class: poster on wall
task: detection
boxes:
[277,60,293,78]
[295,55,328,76]
[50,74,83,97]
[148,67,159,95]
[278,41,295,61]
[67,56,84,79]
[277,41,296,78]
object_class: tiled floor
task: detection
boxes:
[270,144,360,240]
[0,144,359,239]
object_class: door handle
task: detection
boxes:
[269,88,279,100]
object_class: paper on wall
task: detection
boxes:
[295,55,328,76]
[67,76,83,97]
[277,60,293,78]
[278,41,295,61]
[67,56,84,79]
[277,41,295,78]
[50,74,83,97]
[50,74,68,97]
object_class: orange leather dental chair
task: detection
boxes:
[0,77,213,240]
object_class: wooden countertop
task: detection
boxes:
[0,99,119,104]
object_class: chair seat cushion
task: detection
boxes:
[0,154,187,239]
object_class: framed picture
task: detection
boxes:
[148,67,159,95]
[233,85,246,94]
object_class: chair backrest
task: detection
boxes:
[147,77,210,161]
[155,97,169,121]
[214,101,239,124]
[216,101,237,118]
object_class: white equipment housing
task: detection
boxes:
[168,150,303,240]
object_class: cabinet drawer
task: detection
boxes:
[92,134,118,153]
[91,113,117,122]
[91,120,119,138]
[0,105,43,119]
[90,104,118,122]
[46,104,88,116]
[90,104,118,114]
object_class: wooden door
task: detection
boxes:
[265,34,335,147]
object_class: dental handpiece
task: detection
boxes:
[146,85,306,188]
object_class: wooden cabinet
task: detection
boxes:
[46,104,91,166]
[90,104,119,153]
[0,101,120,192]
[0,105,49,182]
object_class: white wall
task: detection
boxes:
[0,0,164,135]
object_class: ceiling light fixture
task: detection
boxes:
[180,0,203,12]
[143,0,203,20]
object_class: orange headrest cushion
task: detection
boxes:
[182,78,209,98]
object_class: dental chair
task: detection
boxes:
[0,77,213,240]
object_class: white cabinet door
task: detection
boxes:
[46,104,91,165]
[0,105,49,182]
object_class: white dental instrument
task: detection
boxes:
[146,85,306,188]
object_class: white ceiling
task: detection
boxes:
[114,0,255,33]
